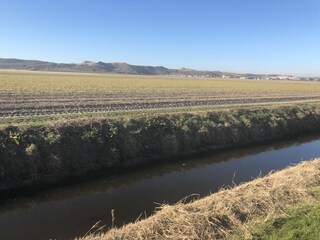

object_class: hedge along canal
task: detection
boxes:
[1,103,320,191]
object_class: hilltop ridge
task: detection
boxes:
[0,57,300,79]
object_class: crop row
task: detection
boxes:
[1,95,320,118]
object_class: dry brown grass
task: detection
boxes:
[77,159,320,240]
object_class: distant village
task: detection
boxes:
[170,74,320,81]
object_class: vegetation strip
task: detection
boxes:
[76,158,320,240]
[1,103,320,192]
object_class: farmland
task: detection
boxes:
[1,70,320,125]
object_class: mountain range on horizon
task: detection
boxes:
[0,57,296,79]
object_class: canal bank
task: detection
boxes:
[1,103,320,192]
[82,158,320,240]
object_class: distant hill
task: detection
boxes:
[0,58,294,79]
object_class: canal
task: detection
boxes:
[1,134,320,240]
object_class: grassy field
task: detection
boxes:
[2,70,320,125]
[2,69,320,94]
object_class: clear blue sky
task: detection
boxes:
[1,0,320,76]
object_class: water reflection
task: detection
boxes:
[1,134,320,240]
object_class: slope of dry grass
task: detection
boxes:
[77,159,320,240]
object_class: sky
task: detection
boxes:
[0,0,320,76]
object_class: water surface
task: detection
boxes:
[1,134,320,240]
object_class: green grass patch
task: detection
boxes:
[252,196,320,239]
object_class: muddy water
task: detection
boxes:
[1,134,320,240]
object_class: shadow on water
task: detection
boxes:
[1,133,320,240]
